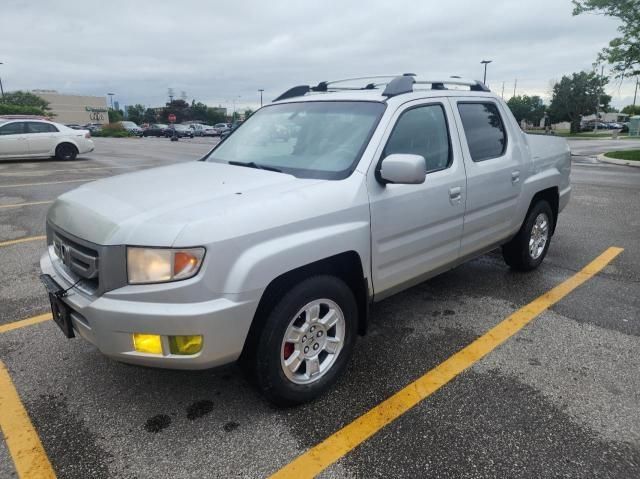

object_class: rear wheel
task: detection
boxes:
[502,200,553,271]
[55,143,78,161]
[251,275,357,406]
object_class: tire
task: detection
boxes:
[250,275,357,406]
[502,200,554,271]
[55,143,78,161]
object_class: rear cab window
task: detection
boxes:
[457,102,507,162]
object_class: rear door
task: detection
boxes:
[25,121,60,155]
[368,99,467,298]
[450,99,525,258]
[0,121,29,157]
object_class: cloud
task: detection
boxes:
[1,0,636,109]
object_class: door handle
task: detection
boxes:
[511,171,520,183]
[449,186,462,203]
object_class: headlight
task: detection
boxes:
[127,247,205,284]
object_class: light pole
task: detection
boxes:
[232,96,241,120]
[0,62,5,99]
[107,92,115,110]
[480,60,492,85]
[633,76,639,108]
[258,89,264,107]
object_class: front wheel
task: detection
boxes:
[502,200,553,271]
[55,143,77,161]
[251,275,357,406]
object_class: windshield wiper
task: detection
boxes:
[228,161,282,173]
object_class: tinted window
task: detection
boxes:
[457,102,507,162]
[0,122,26,135]
[383,104,451,172]
[26,122,58,133]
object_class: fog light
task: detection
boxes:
[133,333,163,354]
[169,335,203,355]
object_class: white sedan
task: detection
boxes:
[0,118,95,161]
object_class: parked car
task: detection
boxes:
[165,124,194,138]
[220,121,243,139]
[201,125,217,137]
[142,124,169,137]
[0,118,94,160]
[65,124,83,130]
[214,123,230,136]
[83,123,103,132]
[119,121,144,136]
[39,74,570,405]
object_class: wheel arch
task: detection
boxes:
[529,186,559,234]
[239,251,370,363]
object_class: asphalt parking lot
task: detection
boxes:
[1,136,639,478]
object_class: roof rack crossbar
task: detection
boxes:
[414,79,490,92]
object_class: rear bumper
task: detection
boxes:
[78,139,95,154]
[40,250,261,370]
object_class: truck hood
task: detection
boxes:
[48,161,319,246]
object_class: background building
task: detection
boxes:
[32,90,108,125]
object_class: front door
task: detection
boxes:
[368,99,467,299]
[0,121,29,158]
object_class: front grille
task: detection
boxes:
[46,221,128,296]
[51,229,100,291]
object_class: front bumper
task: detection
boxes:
[40,249,261,370]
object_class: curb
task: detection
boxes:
[597,153,640,168]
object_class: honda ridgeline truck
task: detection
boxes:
[40,74,571,405]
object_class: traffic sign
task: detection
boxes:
[168,114,176,123]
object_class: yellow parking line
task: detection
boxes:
[0,360,57,478]
[0,201,53,210]
[0,236,46,248]
[0,314,52,335]
[271,246,624,479]
[0,178,96,188]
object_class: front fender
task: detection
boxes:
[221,220,371,294]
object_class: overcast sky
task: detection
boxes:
[1,0,637,111]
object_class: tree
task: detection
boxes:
[1,90,50,110]
[143,108,157,123]
[205,107,226,125]
[243,108,254,119]
[190,101,209,122]
[547,71,611,133]
[506,95,546,126]
[621,104,640,115]
[573,1,639,77]
[162,99,190,123]
[126,104,145,124]
[108,108,123,123]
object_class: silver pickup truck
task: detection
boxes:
[40,75,570,405]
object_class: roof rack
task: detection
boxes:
[273,74,490,102]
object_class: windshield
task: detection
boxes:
[206,101,385,179]
[121,121,137,128]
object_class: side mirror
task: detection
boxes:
[379,154,427,185]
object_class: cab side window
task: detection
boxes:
[457,102,507,162]
[383,104,451,173]
[0,122,26,135]
[26,122,58,133]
